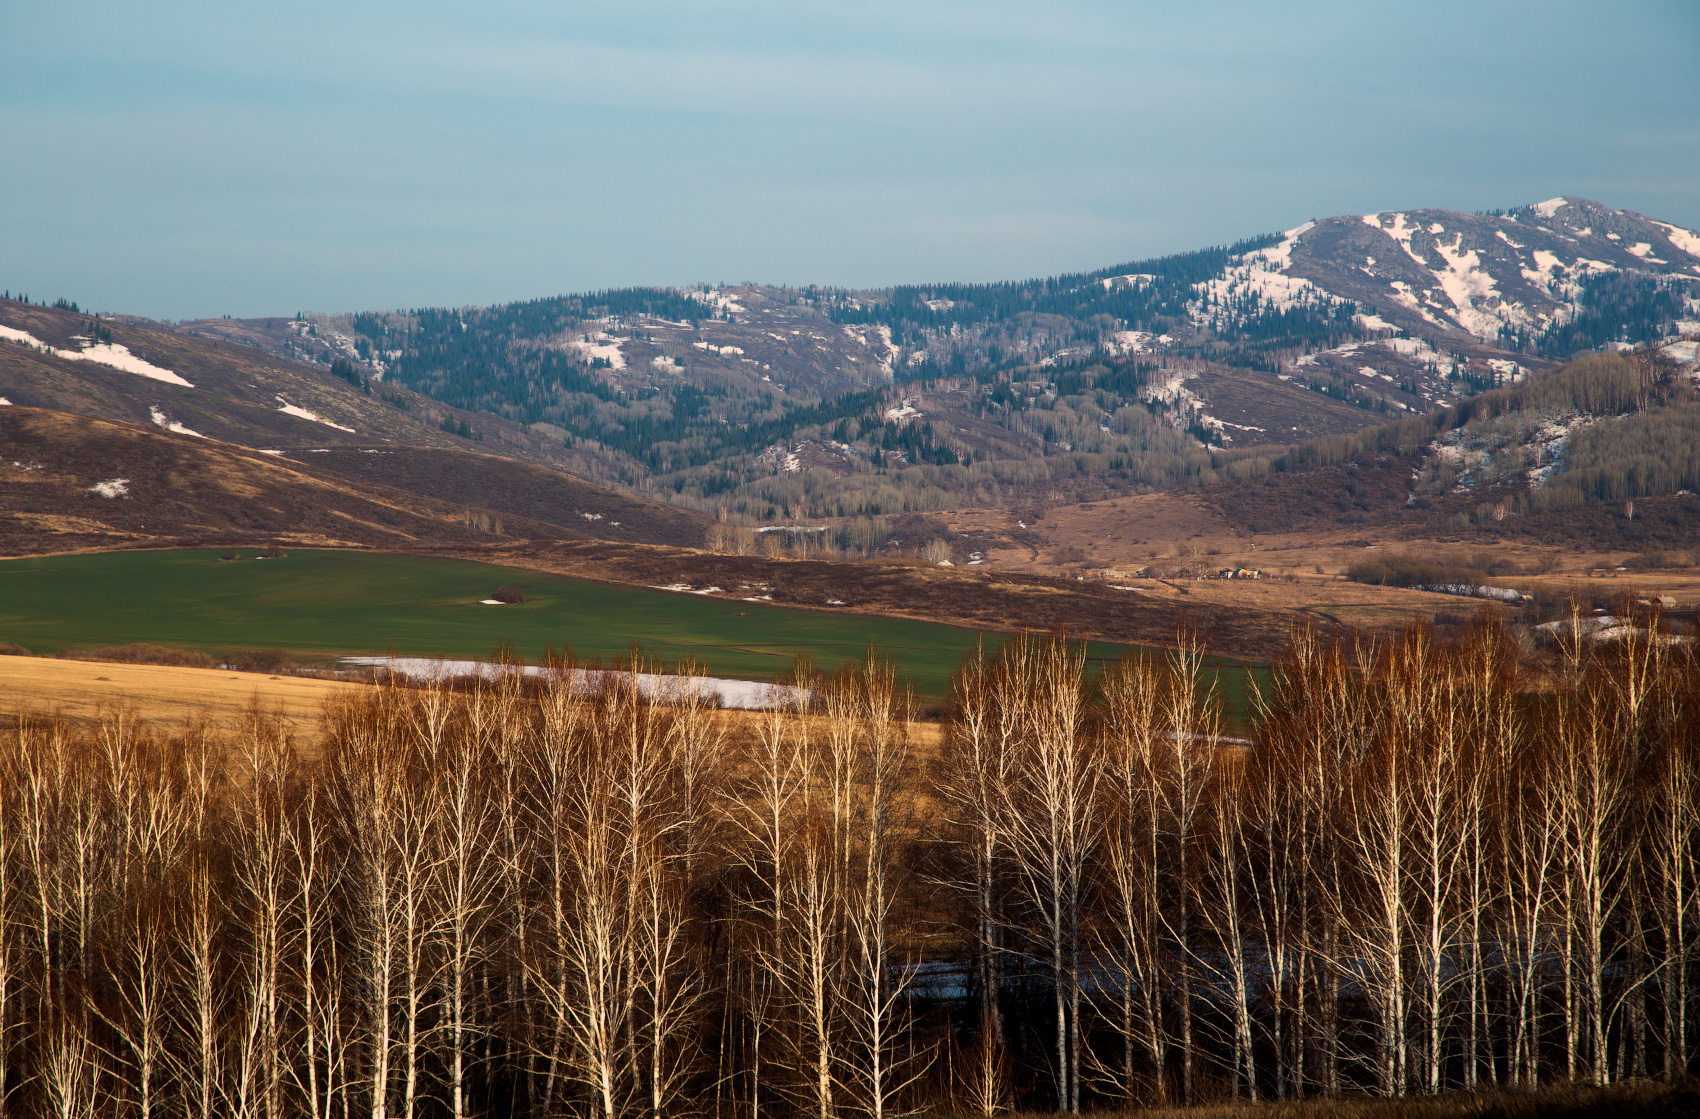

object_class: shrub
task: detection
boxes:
[224,649,298,673]
[1346,553,1490,590]
[0,642,30,656]
[493,584,529,604]
[63,644,217,668]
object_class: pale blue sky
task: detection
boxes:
[3,0,1696,319]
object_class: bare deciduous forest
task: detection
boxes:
[1,618,1696,1118]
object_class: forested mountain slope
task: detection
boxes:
[10,198,1697,529]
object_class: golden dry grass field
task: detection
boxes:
[0,653,948,751]
[0,653,360,733]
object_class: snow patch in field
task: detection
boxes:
[149,406,205,438]
[1663,340,1699,366]
[88,478,129,498]
[885,402,921,423]
[1651,221,1700,259]
[0,398,10,406]
[1627,242,1656,258]
[479,599,506,605]
[274,396,355,433]
[691,341,744,356]
[340,657,809,710]
[1355,312,1396,333]
[258,449,284,456]
[1532,198,1567,218]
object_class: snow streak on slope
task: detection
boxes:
[149,406,205,437]
[0,325,194,387]
[274,396,356,433]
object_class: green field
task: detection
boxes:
[0,548,1263,714]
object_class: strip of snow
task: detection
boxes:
[340,657,810,710]
[275,396,355,433]
[88,478,130,498]
[258,449,284,456]
[1651,221,1700,259]
[0,325,194,387]
[60,342,192,386]
[479,599,506,605]
[1372,213,1431,268]
[1432,232,1528,338]
[149,406,205,438]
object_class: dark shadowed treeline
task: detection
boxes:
[0,622,1696,1117]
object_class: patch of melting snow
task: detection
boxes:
[275,396,355,433]
[258,449,284,456]
[570,331,626,370]
[1386,280,1444,326]
[88,478,130,498]
[479,599,506,605]
[1532,198,1567,218]
[340,657,809,710]
[1650,221,1700,259]
[1190,222,1329,323]
[1432,232,1527,338]
[149,406,205,438]
[0,325,194,387]
[826,598,845,605]
[1662,340,1698,366]
[0,398,10,406]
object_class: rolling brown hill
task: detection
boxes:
[0,405,589,554]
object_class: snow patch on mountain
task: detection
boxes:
[1651,222,1700,260]
[1,325,194,387]
[275,396,355,433]
[149,406,205,437]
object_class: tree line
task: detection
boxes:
[0,618,1696,1118]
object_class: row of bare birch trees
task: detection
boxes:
[0,618,1696,1117]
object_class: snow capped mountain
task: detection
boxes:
[1281,197,1700,344]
